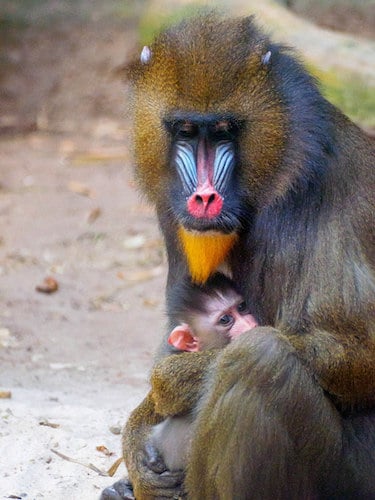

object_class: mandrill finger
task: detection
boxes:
[100,478,135,500]
[144,440,168,474]
[143,468,184,490]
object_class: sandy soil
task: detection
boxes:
[0,8,167,495]
[0,130,167,499]
[0,2,170,497]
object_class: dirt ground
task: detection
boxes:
[0,6,166,498]
[0,131,167,499]
[0,2,373,499]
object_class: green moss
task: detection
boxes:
[137,3,204,45]
[308,65,375,129]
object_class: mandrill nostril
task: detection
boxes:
[194,192,216,207]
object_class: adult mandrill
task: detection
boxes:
[102,11,375,500]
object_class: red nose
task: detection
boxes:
[187,188,223,219]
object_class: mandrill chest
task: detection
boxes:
[178,228,238,284]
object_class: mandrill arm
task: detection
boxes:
[100,391,175,500]
[150,350,218,416]
[121,393,184,500]
[116,350,216,500]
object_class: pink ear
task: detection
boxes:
[168,324,199,352]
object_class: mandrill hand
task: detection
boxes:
[101,409,185,500]
[122,390,186,498]
[101,350,215,499]
[100,478,135,500]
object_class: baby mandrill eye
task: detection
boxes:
[219,314,234,326]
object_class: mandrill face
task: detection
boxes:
[126,13,327,282]
[127,14,287,225]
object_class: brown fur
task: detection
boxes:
[101,11,375,500]
[121,351,215,499]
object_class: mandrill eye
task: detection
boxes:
[177,121,199,139]
[165,120,199,140]
[210,120,236,141]
[215,120,230,132]
[218,314,234,326]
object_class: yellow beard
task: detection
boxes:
[178,226,238,284]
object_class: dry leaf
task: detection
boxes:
[143,298,158,308]
[68,181,96,198]
[39,419,60,428]
[59,139,76,154]
[107,457,124,477]
[122,266,164,283]
[87,207,101,224]
[0,390,11,399]
[96,445,114,457]
[35,276,59,294]
[69,149,128,166]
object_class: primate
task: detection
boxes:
[102,11,375,500]
[149,273,258,472]
[167,272,258,352]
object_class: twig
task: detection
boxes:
[51,449,109,476]
[39,419,60,428]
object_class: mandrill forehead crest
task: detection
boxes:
[130,14,275,112]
